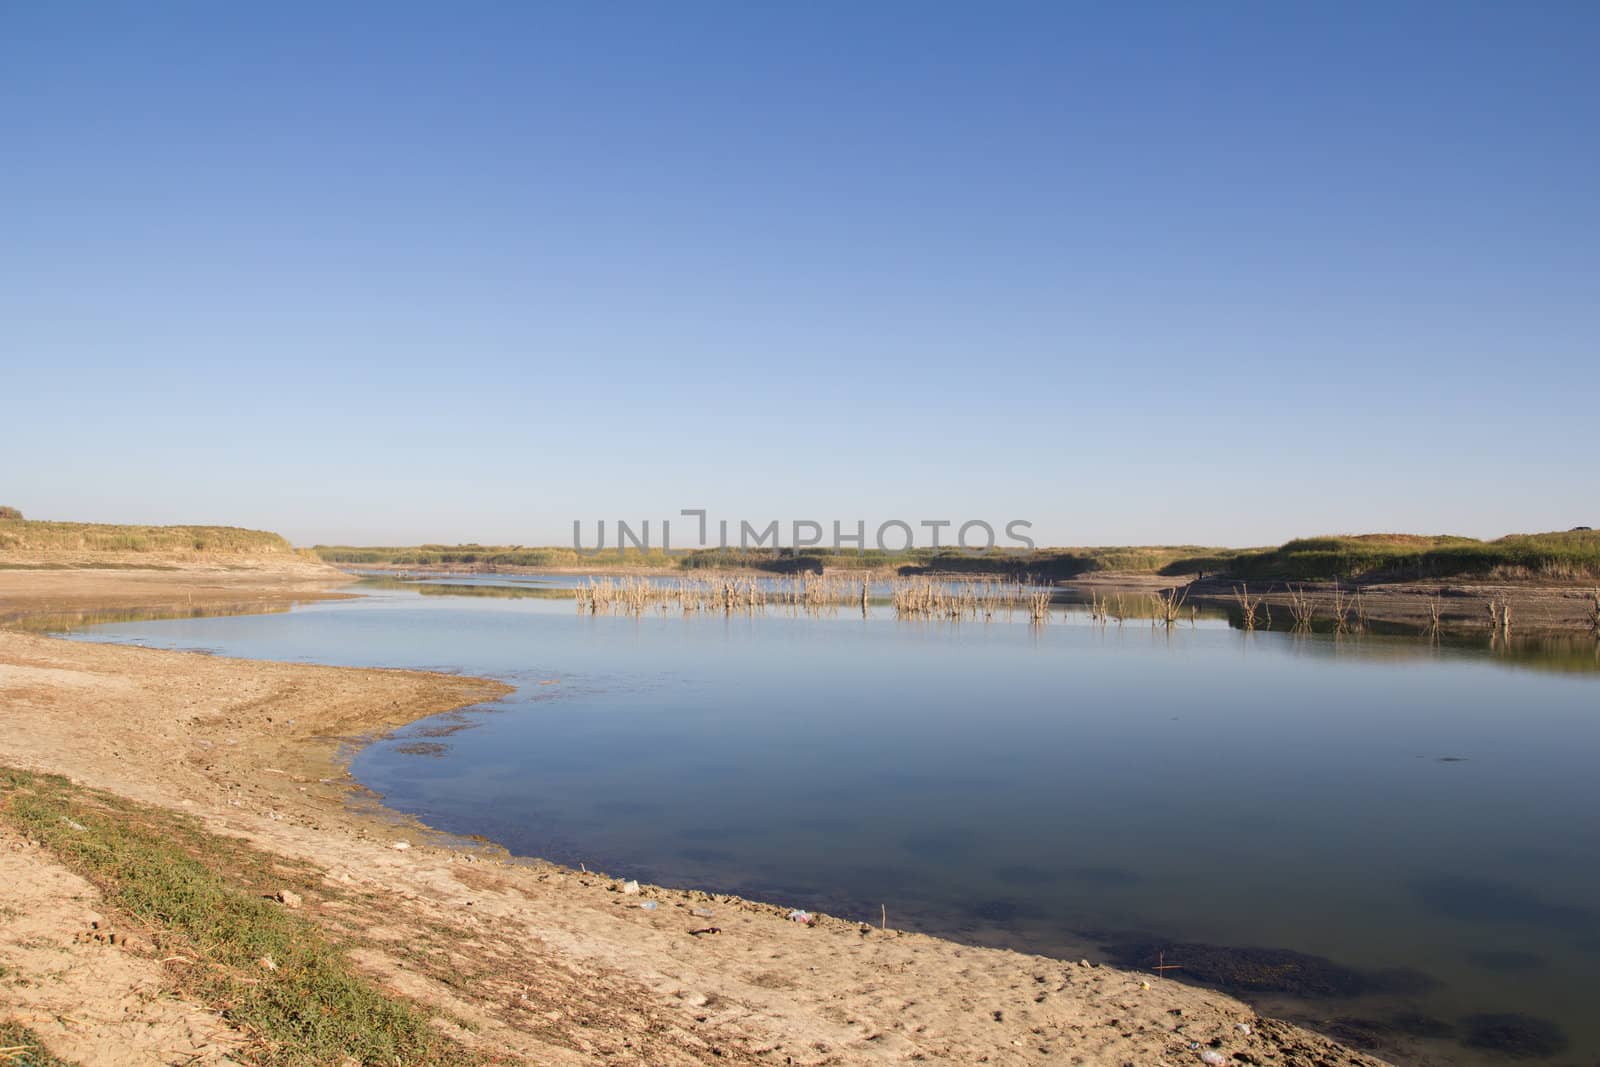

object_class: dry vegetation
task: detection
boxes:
[0,518,296,558]
[572,574,1058,621]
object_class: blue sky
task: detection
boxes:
[3,2,1596,547]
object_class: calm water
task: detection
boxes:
[70,580,1600,1065]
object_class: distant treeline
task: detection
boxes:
[314,530,1600,583]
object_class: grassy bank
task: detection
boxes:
[305,530,1600,584]
[0,518,295,557]
[0,767,478,1066]
[315,543,666,568]
[314,542,1234,577]
[1165,531,1600,583]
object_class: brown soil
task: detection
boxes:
[0,562,1393,1066]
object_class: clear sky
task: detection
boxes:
[3,2,1596,548]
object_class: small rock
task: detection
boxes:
[272,889,303,908]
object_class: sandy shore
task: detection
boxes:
[0,562,1391,1066]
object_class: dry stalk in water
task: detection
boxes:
[1329,581,1354,635]
[1233,583,1262,631]
[1286,585,1315,632]
[1485,598,1511,637]
[1150,585,1189,628]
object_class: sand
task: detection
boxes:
[0,561,1390,1066]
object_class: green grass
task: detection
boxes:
[0,519,294,556]
[0,1021,78,1067]
[1164,530,1600,582]
[0,768,478,1067]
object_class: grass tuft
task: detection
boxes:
[0,1021,78,1066]
[0,768,477,1067]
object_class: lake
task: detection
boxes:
[68,577,1600,1065]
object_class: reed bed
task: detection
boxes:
[573,574,1053,621]
[891,577,1046,621]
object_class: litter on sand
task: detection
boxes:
[787,909,815,926]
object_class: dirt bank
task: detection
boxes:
[0,565,1391,1066]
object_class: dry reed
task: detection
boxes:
[574,574,1057,623]
[1233,584,1263,631]
[1426,591,1444,636]
[1150,585,1189,628]
[1286,585,1315,632]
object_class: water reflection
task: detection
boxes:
[65,580,1600,1064]
[1,601,293,634]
